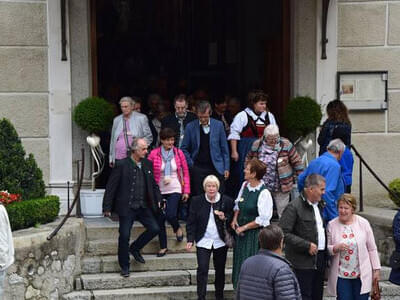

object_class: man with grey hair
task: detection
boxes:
[280,174,327,300]
[297,138,345,221]
[103,138,161,277]
[109,96,153,167]
[181,101,230,196]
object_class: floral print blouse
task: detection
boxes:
[338,225,360,279]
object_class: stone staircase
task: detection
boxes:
[62,218,235,300]
[62,218,400,300]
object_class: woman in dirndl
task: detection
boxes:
[228,89,276,192]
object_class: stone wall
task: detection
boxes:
[338,0,400,207]
[3,218,85,300]
[0,0,50,183]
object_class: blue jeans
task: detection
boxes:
[118,207,160,271]
[337,277,369,300]
[158,193,181,249]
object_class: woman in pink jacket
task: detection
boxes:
[148,127,190,256]
[327,194,381,299]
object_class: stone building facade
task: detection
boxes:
[0,0,398,212]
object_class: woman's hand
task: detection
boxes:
[235,225,247,235]
[373,269,381,281]
[231,219,238,230]
[186,242,193,251]
[333,242,348,253]
[231,151,239,162]
[182,194,189,202]
[214,210,225,221]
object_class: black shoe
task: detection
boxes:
[156,249,168,257]
[120,269,130,277]
[130,249,145,264]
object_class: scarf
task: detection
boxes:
[161,146,174,176]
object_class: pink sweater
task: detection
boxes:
[327,215,381,296]
[147,146,191,195]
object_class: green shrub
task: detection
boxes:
[73,97,114,134]
[389,178,400,207]
[284,96,322,138]
[6,196,60,231]
[0,119,45,199]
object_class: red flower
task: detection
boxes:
[351,271,357,276]
[348,249,353,254]
[343,234,347,239]
[345,256,350,261]
[344,272,349,277]
[349,233,354,238]
[0,191,22,206]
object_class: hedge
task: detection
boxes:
[6,196,60,231]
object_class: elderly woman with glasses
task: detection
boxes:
[246,124,304,218]
[186,175,234,300]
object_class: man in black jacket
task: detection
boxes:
[161,94,197,148]
[103,138,162,277]
[237,225,301,300]
[279,174,327,300]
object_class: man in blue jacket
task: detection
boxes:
[181,101,230,196]
[298,138,345,221]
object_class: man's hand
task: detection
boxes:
[308,242,318,256]
[231,151,239,162]
[104,211,111,217]
[182,194,189,202]
[231,219,239,230]
[214,210,225,221]
[224,171,230,180]
[186,242,193,251]
[109,162,114,168]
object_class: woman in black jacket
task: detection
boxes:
[186,175,234,300]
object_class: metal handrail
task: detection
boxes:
[47,148,85,240]
[351,144,400,211]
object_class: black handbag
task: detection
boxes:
[390,250,400,269]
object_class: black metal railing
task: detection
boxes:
[47,148,85,240]
[351,144,400,212]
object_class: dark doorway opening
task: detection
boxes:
[91,0,291,123]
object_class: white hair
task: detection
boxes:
[119,96,134,106]
[263,124,280,137]
[202,175,220,191]
[327,138,345,153]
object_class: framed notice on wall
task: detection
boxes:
[336,71,388,110]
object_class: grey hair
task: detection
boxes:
[304,174,326,188]
[196,101,212,114]
[327,138,345,153]
[203,175,220,191]
[119,96,134,106]
[131,137,147,152]
[263,124,280,137]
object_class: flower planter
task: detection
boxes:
[80,189,105,218]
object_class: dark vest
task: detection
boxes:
[194,126,214,170]
[130,162,147,209]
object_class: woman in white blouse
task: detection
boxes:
[230,158,273,288]
[186,175,234,300]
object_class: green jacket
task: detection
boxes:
[279,194,326,269]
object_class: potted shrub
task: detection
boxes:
[284,96,322,165]
[73,97,114,217]
[389,178,400,207]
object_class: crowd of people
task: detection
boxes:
[101,90,384,300]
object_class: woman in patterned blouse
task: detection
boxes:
[326,194,381,299]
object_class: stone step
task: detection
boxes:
[82,252,233,274]
[80,269,233,290]
[86,237,192,256]
[63,284,235,300]
[84,218,187,241]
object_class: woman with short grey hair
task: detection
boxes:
[0,202,14,298]
[246,124,304,218]
[109,96,153,167]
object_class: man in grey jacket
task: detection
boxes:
[0,203,14,298]
[236,224,301,300]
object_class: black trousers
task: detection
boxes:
[196,246,228,300]
[294,250,327,300]
[191,164,225,197]
[118,207,160,271]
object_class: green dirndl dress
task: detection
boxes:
[232,183,266,288]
